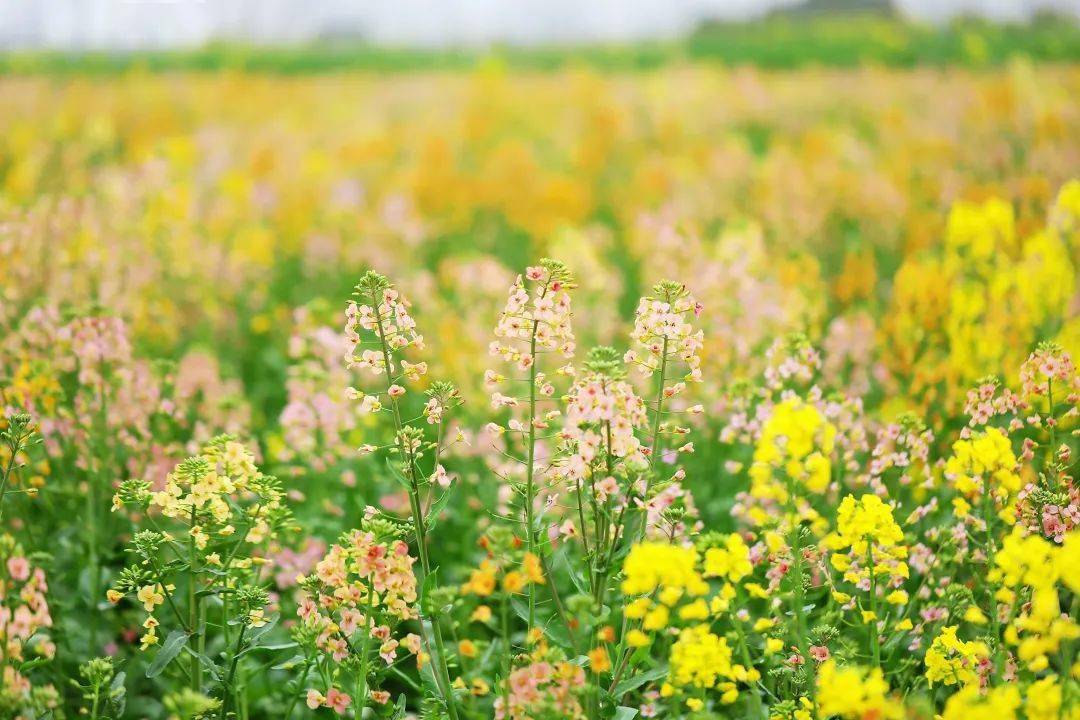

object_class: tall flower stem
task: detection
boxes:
[785,475,813,686]
[866,544,880,667]
[188,506,202,693]
[500,592,512,716]
[734,619,766,719]
[0,414,33,527]
[524,315,540,632]
[636,335,669,545]
[355,584,376,717]
[219,622,247,719]
[371,294,459,720]
[283,656,314,719]
[607,338,671,703]
[982,487,1002,677]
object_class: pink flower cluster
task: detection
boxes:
[270,537,327,589]
[345,286,425,378]
[59,315,132,386]
[493,660,587,720]
[299,530,421,666]
[560,377,648,482]
[1019,344,1077,399]
[279,307,363,470]
[490,265,575,373]
[963,378,1023,432]
[763,336,821,391]
[865,419,934,493]
[624,289,704,382]
[1,539,56,709]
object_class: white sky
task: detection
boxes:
[2,0,1079,49]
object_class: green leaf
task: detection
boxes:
[420,567,440,607]
[385,458,412,490]
[147,630,188,678]
[417,658,442,694]
[611,665,668,698]
[508,597,573,649]
[181,647,223,683]
[246,615,279,646]
[271,654,306,671]
[614,707,639,720]
[252,641,298,652]
[425,485,455,531]
[551,545,589,595]
[109,670,127,715]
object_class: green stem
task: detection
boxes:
[501,593,511,716]
[89,685,101,720]
[188,507,202,693]
[866,544,880,668]
[787,488,813,687]
[734,620,765,719]
[371,294,459,720]
[0,439,19,525]
[220,622,248,719]
[634,337,669,544]
[355,583,376,717]
[525,316,540,633]
[283,655,314,719]
[536,552,580,654]
[1048,377,1056,462]
[982,488,1002,678]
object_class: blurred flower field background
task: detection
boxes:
[2,10,1080,720]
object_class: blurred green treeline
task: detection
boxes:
[2,12,1079,75]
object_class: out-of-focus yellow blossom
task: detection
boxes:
[885,190,1077,405]
[621,542,707,596]
[668,624,748,701]
[992,529,1080,671]
[1024,676,1063,719]
[702,533,753,582]
[463,561,497,596]
[924,625,989,687]
[827,494,909,586]
[939,684,1021,720]
[749,399,836,506]
[945,198,1016,264]
[944,427,1021,500]
[815,660,902,719]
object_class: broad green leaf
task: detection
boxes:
[425,485,455,530]
[385,458,412,490]
[612,665,668,698]
[147,630,188,678]
[271,654,306,671]
[181,646,223,683]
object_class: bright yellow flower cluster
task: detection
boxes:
[827,494,909,586]
[620,542,707,597]
[830,494,903,553]
[993,528,1080,671]
[749,399,836,505]
[938,679,1079,720]
[462,554,544,597]
[702,533,753,582]
[944,427,1021,500]
[146,438,281,547]
[945,197,1016,265]
[664,624,751,702]
[924,625,990,687]
[939,684,1022,720]
[814,660,902,720]
[885,191,1078,402]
